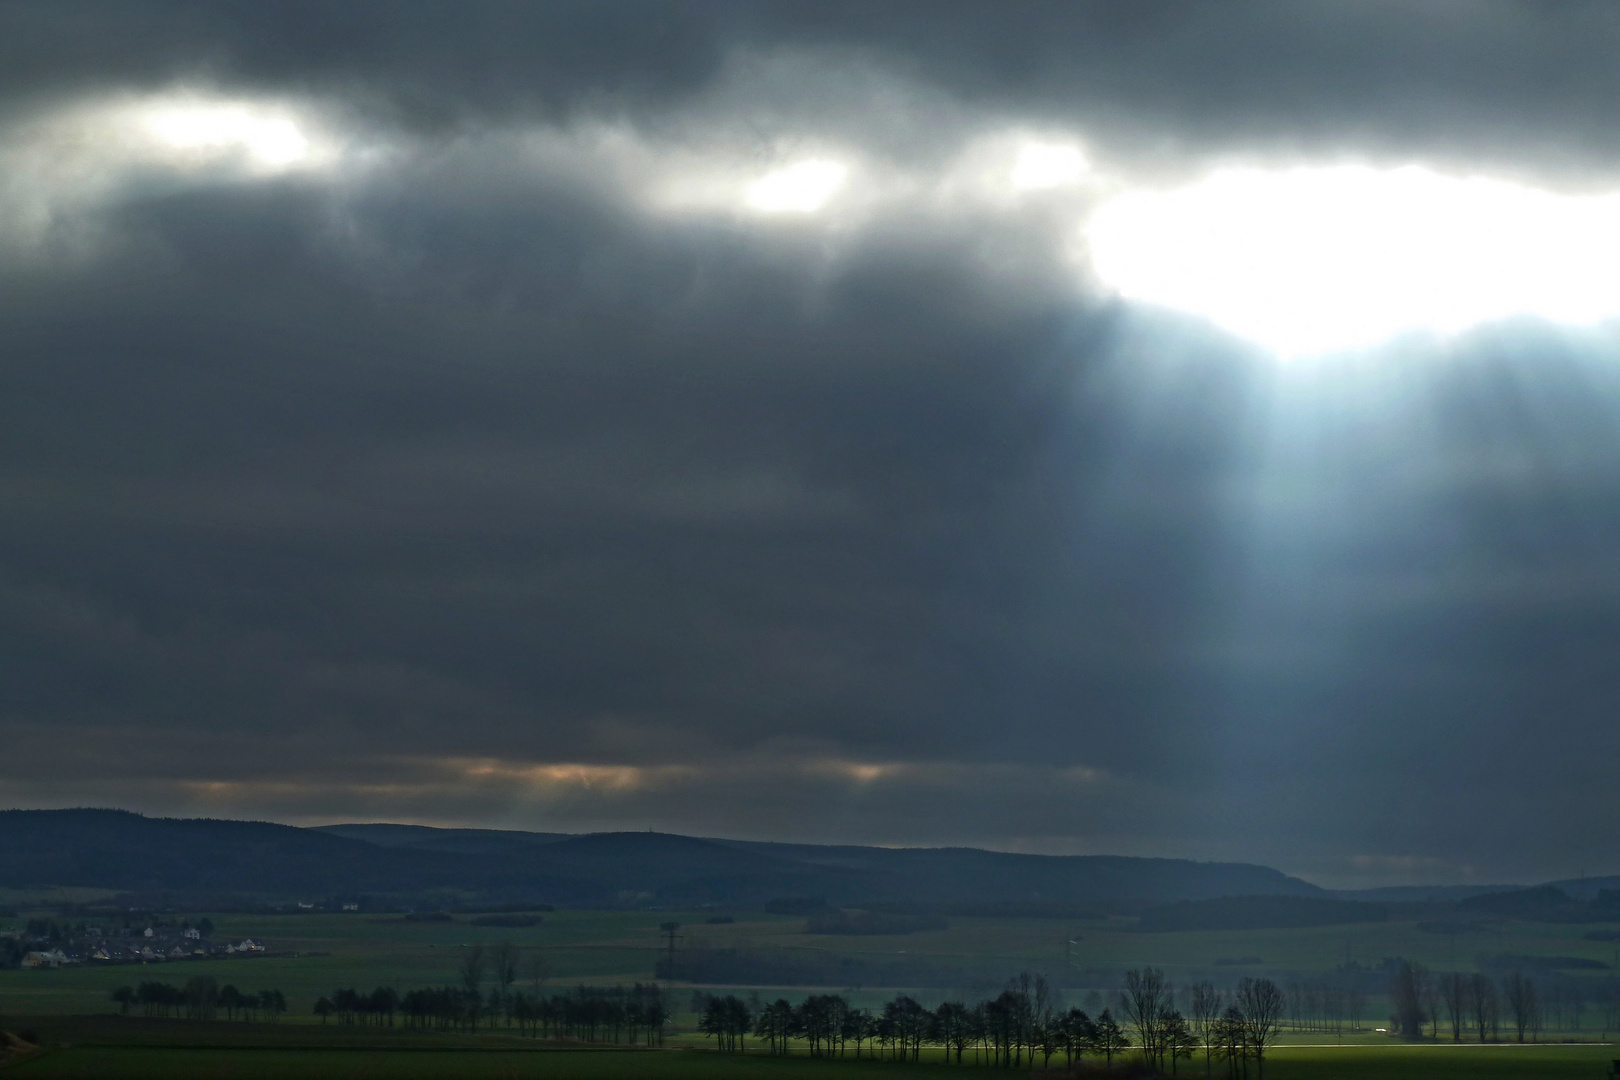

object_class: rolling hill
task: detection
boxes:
[1,808,1324,911]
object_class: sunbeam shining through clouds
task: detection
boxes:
[1087,165,1620,358]
[8,1,1620,897]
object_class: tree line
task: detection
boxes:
[1388,960,1570,1043]
[311,941,668,1042]
[315,982,669,1043]
[1279,969,1370,1034]
[696,969,1287,1076]
[109,977,285,1021]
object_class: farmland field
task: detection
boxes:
[0,1029,1616,1080]
[3,906,1619,1018]
[4,905,1620,1078]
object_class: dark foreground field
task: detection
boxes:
[8,1046,963,1080]
[6,1044,1619,1080]
[0,1018,1614,1080]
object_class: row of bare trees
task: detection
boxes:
[692,969,1286,1075]
[1282,969,1370,1033]
[1391,960,1552,1042]
[110,978,285,1021]
[1122,969,1287,1077]
[699,981,1131,1067]
[315,981,669,1042]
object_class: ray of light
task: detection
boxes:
[1087,164,1620,358]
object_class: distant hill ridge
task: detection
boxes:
[0,808,1323,911]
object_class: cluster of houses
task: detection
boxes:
[8,924,265,969]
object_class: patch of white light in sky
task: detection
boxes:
[140,100,313,169]
[1010,141,1089,190]
[0,89,359,254]
[744,159,849,213]
[1087,164,1620,357]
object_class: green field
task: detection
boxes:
[1265,1043,1620,1080]
[0,1046,978,1080]
[1,1029,1616,1080]
[5,906,1618,1018]
[0,909,693,1017]
[4,905,1619,1077]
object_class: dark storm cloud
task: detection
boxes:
[5,1,1620,887]
[11,1,1620,174]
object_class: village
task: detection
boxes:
[2,917,263,969]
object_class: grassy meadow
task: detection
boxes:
[4,905,1618,1016]
[0,1025,1616,1080]
[4,904,1619,1076]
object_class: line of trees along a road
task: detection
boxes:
[1389,960,1587,1043]
[701,969,1286,1075]
[313,940,673,1040]
[109,978,285,1021]
[315,982,669,1043]
[308,964,1285,1073]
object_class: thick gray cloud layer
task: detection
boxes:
[4,2,1620,887]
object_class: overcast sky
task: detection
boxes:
[6,2,1620,888]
